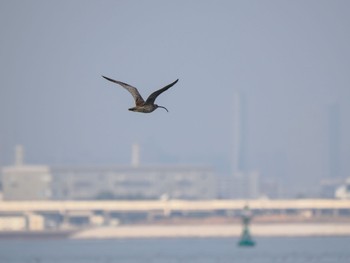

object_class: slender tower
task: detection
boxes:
[232,92,241,174]
[328,102,340,178]
[131,142,140,167]
[15,145,24,166]
[232,91,246,173]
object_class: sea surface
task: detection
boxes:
[0,237,350,263]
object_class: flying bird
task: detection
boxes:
[102,76,179,113]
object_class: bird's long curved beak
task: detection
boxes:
[158,106,169,112]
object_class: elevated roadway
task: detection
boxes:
[0,199,349,213]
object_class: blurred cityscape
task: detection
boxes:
[0,143,349,237]
[1,93,349,237]
[2,143,348,203]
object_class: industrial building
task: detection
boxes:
[1,145,216,201]
[51,165,215,200]
[1,145,52,201]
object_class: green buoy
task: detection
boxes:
[238,205,256,247]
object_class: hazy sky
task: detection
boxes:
[1,1,349,192]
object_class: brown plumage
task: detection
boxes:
[102,76,178,113]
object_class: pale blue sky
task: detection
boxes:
[1,1,349,192]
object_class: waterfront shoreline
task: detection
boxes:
[70,223,350,239]
[2,223,350,240]
[0,230,75,240]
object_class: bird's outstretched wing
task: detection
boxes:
[102,76,145,106]
[145,79,179,105]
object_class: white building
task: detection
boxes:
[1,145,52,200]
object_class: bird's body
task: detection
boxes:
[102,76,178,113]
[129,104,159,113]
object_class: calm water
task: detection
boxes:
[0,237,350,263]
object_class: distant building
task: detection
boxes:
[230,92,260,199]
[0,213,45,231]
[1,145,52,200]
[259,178,282,199]
[0,216,26,231]
[1,145,217,201]
[319,178,344,198]
[2,165,52,200]
[1,145,51,200]
[51,165,216,200]
[51,142,217,200]
[220,171,260,199]
[335,178,350,199]
[232,171,260,199]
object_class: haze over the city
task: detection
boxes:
[1,0,349,194]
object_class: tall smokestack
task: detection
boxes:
[131,142,140,167]
[232,92,241,173]
[232,91,247,173]
[15,144,24,166]
[328,102,340,178]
